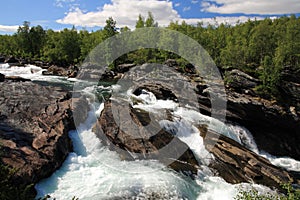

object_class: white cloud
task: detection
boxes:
[191,0,198,4]
[175,3,180,7]
[201,0,300,14]
[183,6,191,12]
[56,0,279,29]
[55,0,76,8]
[0,25,19,33]
[57,0,181,28]
[184,16,266,26]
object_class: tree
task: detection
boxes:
[29,25,46,59]
[103,17,117,39]
[145,12,158,27]
[135,14,145,28]
[16,21,31,57]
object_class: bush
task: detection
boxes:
[235,183,300,200]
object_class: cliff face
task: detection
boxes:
[0,78,75,195]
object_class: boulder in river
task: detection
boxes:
[0,80,89,197]
[93,100,200,175]
[203,129,296,189]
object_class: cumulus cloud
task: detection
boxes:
[0,25,19,33]
[57,0,180,28]
[191,0,198,4]
[184,16,266,26]
[56,0,278,29]
[201,0,300,14]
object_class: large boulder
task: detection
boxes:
[93,100,199,175]
[0,81,78,196]
[203,129,296,189]
[42,65,68,76]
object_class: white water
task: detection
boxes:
[0,63,79,83]
[1,63,298,199]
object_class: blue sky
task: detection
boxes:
[0,0,299,34]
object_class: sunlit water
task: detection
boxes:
[1,63,299,199]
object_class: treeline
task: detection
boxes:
[0,14,299,97]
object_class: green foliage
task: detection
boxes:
[0,164,35,200]
[235,183,300,200]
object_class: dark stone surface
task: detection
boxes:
[203,129,296,189]
[93,100,200,175]
[0,73,4,82]
[0,81,85,195]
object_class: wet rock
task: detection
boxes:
[5,56,19,64]
[225,91,300,160]
[0,56,5,63]
[42,65,68,76]
[5,76,31,82]
[0,81,77,195]
[203,130,295,189]
[93,100,199,175]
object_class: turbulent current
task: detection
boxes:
[0,64,299,200]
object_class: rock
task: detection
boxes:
[0,56,5,63]
[76,63,105,81]
[5,56,19,64]
[133,83,177,101]
[42,65,68,76]
[225,91,300,160]
[0,73,4,82]
[0,81,77,195]
[194,78,300,160]
[93,100,199,175]
[116,63,135,73]
[280,66,300,105]
[203,130,295,189]
[131,81,299,188]
[164,59,178,68]
[5,76,31,82]
[225,69,260,94]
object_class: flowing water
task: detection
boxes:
[0,63,299,199]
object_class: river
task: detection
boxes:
[0,63,299,200]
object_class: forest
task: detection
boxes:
[0,13,299,99]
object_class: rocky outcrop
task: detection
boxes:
[194,78,300,161]
[109,65,300,160]
[130,82,299,188]
[42,65,78,77]
[93,100,199,175]
[280,66,300,106]
[225,91,300,160]
[225,69,260,95]
[0,80,77,196]
[203,129,295,189]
